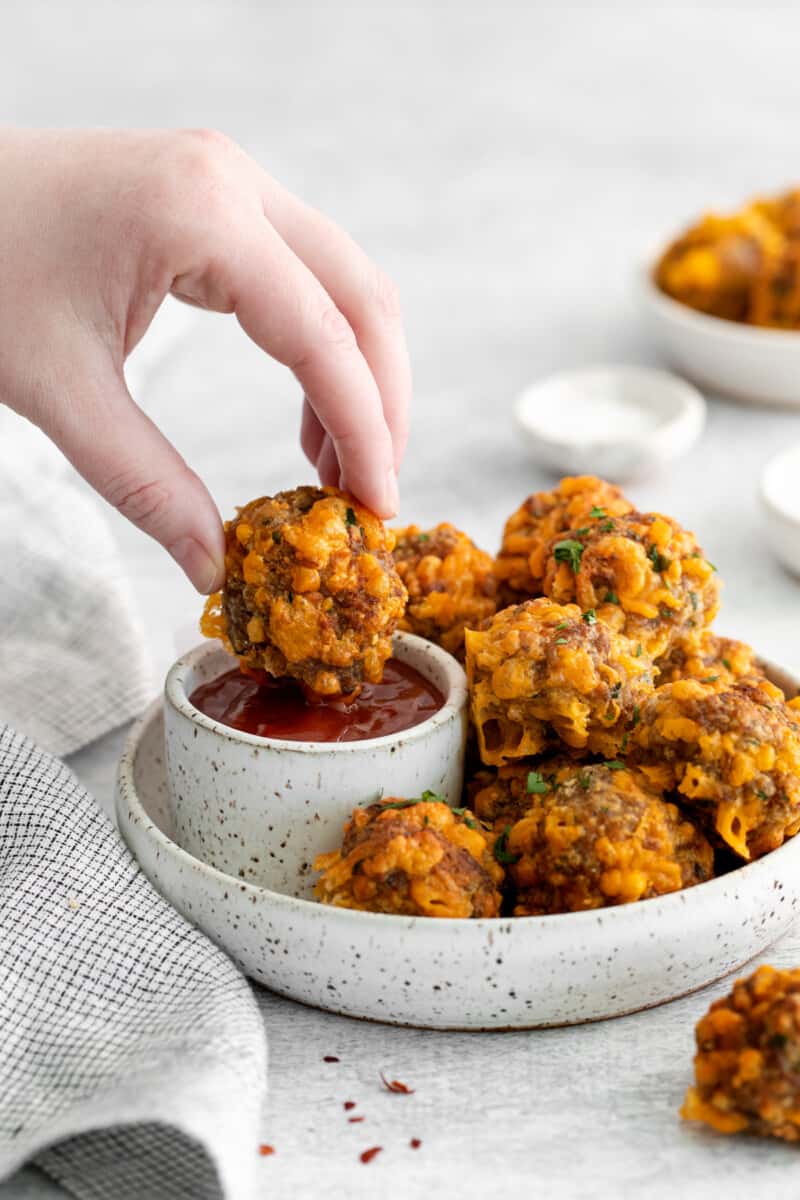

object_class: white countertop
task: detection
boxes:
[4,2,800,1197]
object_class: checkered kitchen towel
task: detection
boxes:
[0,721,267,1200]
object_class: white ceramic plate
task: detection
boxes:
[116,662,800,1030]
[640,263,800,408]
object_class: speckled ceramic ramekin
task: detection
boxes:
[164,633,468,895]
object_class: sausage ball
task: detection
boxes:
[313,797,503,918]
[748,240,800,329]
[468,758,587,830]
[655,209,781,321]
[495,475,633,602]
[682,965,800,1141]
[200,486,407,696]
[392,522,497,659]
[630,677,800,860]
[656,630,763,688]
[542,510,719,660]
[500,762,713,916]
[464,598,655,767]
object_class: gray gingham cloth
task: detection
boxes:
[0,721,268,1200]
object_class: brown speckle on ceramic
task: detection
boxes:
[117,656,800,1030]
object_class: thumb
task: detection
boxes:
[24,350,225,593]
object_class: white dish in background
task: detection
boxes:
[513,365,705,482]
[165,635,468,895]
[117,661,800,1031]
[760,442,800,576]
[640,261,800,408]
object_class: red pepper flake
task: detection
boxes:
[380,1071,414,1094]
[348,1115,365,1123]
[410,1138,422,1149]
[323,1055,340,1063]
[258,1144,275,1157]
[360,1146,382,1164]
[343,1101,356,1111]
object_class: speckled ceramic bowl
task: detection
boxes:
[164,635,468,894]
[117,662,800,1030]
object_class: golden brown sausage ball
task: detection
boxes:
[655,209,781,321]
[656,630,762,687]
[495,475,633,602]
[630,678,800,860]
[313,797,503,918]
[468,758,586,829]
[542,510,719,660]
[501,762,713,916]
[465,598,655,767]
[200,486,407,697]
[748,240,800,329]
[392,522,497,659]
[682,965,800,1141]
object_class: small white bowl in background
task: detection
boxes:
[513,364,706,481]
[640,261,800,409]
[760,442,800,576]
[164,634,468,896]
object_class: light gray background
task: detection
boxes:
[4,2,800,1197]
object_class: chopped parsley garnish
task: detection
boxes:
[526,770,549,795]
[380,799,420,811]
[494,826,521,865]
[708,561,718,572]
[635,643,643,657]
[620,732,630,753]
[689,591,698,610]
[610,681,622,698]
[417,532,430,542]
[555,621,570,630]
[450,806,478,829]
[701,675,719,684]
[603,760,626,771]
[648,545,671,573]
[632,705,640,726]
[582,608,597,625]
[604,590,620,605]
[573,526,591,537]
[420,789,445,803]
[553,539,585,572]
[599,519,616,533]
[589,506,606,519]
[555,637,568,645]
[578,773,591,790]
[722,658,732,671]
[345,506,357,526]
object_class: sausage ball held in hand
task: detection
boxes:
[201,486,407,697]
[542,510,719,661]
[313,796,503,918]
[465,597,654,767]
[393,522,497,660]
[495,476,633,602]
[631,677,800,860]
[682,965,800,1141]
[498,762,713,917]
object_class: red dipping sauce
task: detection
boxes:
[189,659,445,743]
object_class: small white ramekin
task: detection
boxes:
[164,633,468,896]
[760,441,800,576]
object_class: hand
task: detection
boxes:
[0,128,410,591]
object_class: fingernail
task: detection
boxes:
[384,468,400,518]
[168,537,223,593]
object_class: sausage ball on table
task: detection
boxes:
[682,965,800,1142]
[498,762,713,916]
[495,475,633,603]
[630,677,800,860]
[392,522,497,660]
[465,597,654,767]
[656,629,763,687]
[542,510,719,661]
[200,486,407,697]
[313,797,503,918]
